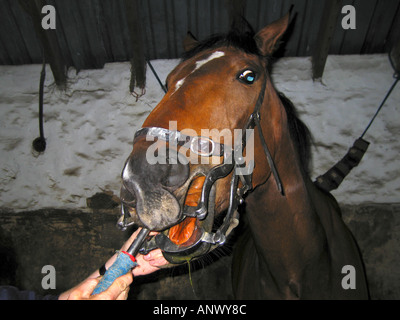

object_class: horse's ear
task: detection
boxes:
[254,12,290,56]
[183,31,199,52]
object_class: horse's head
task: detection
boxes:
[119,14,290,263]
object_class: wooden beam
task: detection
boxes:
[311,0,341,80]
[390,38,400,74]
[226,0,247,31]
[18,0,67,87]
[124,0,146,97]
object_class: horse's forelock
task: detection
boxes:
[182,29,261,61]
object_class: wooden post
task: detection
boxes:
[18,0,67,87]
[226,0,247,31]
[311,0,341,80]
[124,0,146,96]
[390,39,400,74]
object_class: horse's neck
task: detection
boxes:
[247,135,319,243]
[246,88,326,272]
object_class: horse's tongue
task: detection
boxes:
[169,176,205,245]
[168,216,197,245]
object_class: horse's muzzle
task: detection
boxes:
[118,143,190,231]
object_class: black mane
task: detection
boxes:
[278,92,312,175]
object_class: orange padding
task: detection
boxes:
[168,176,206,245]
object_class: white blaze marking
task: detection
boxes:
[172,50,225,95]
[194,50,225,71]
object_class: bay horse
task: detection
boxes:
[119,13,369,299]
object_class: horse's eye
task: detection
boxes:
[238,70,257,85]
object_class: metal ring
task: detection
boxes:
[190,136,215,157]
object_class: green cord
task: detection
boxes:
[187,259,197,298]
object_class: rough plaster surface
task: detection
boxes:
[0,55,399,211]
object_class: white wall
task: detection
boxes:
[0,54,399,211]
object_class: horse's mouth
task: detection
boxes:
[166,175,206,244]
[118,174,215,263]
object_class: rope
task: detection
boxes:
[360,76,399,139]
[38,55,46,141]
[32,51,47,153]
[147,60,167,93]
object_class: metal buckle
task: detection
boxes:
[190,136,215,157]
[134,127,226,157]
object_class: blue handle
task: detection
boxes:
[92,252,137,295]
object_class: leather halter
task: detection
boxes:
[123,74,284,259]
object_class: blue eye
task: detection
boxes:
[238,70,257,84]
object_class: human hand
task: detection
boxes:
[89,228,169,279]
[132,247,169,276]
[59,272,132,300]
[117,228,169,277]
[59,228,169,300]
